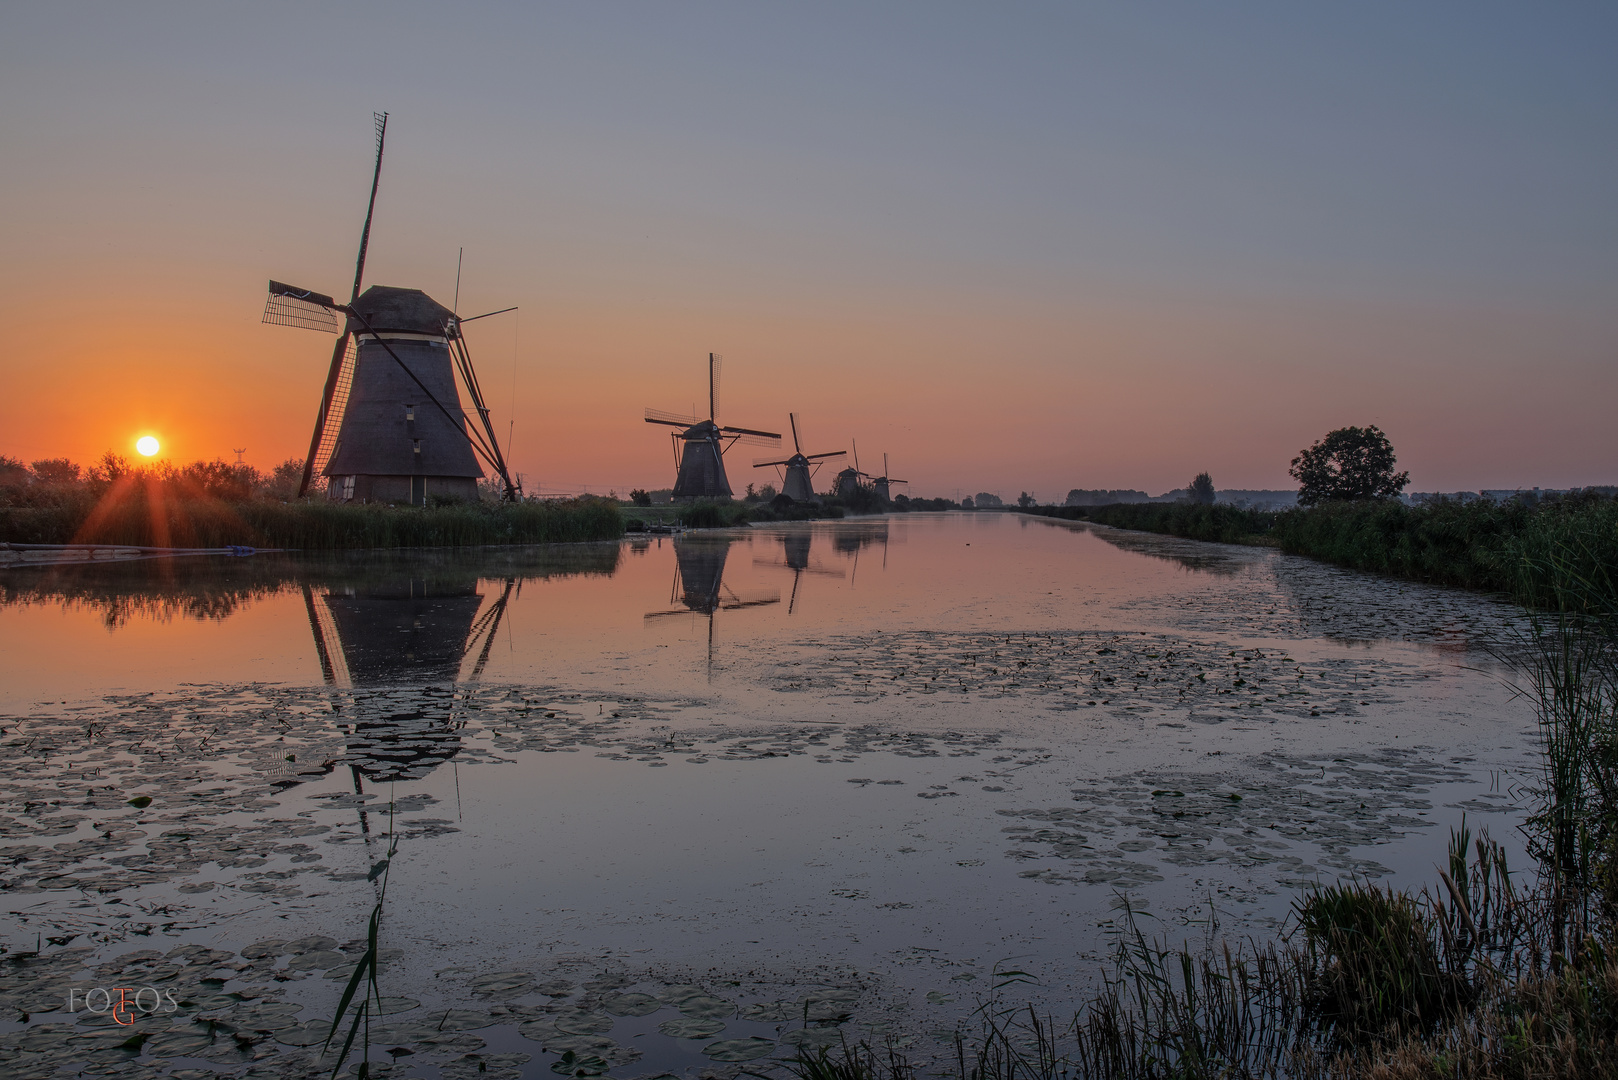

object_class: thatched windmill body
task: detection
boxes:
[832,439,870,499]
[263,113,518,504]
[753,414,845,503]
[645,354,780,499]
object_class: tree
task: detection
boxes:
[1188,472,1215,505]
[629,488,652,506]
[30,458,81,485]
[266,458,304,500]
[1017,491,1035,508]
[961,495,975,509]
[1289,425,1410,506]
[974,492,1003,508]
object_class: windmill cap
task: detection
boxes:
[348,285,457,336]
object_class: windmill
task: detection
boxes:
[752,414,845,503]
[869,453,908,504]
[263,112,519,504]
[645,354,780,499]
[832,438,870,499]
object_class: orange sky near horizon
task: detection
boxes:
[3,5,1615,498]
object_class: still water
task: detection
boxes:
[0,514,1535,1077]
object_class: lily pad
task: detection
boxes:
[677,994,734,1020]
[703,1036,777,1062]
[658,1017,725,1039]
[275,1021,333,1047]
[783,1028,845,1050]
[432,1008,494,1031]
[602,992,661,1017]
[469,971,535,997]
[740,1001,794,1022]
[287,949,346,970]
[554,1011,614,1035]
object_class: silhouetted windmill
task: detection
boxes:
[645,354,780,499]
[263,112,519,503]
[869,454,908,503]
[753,414,845,503]
[832,439,871,499]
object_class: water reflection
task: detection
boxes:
[645,536,779,672]
[752,529,845,614]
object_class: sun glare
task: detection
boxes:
[135,436,160,457]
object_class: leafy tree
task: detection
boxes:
[961,495,975,509]
[758,483,777,501]
[0,455,26,486]
[266,458,304,500]
[974,492,1003,508]
[1189,472,1216,505]
[30,458,81,484]
[629,488,652,506]
[1017,491,1035,508]
[1289,425,1410,506]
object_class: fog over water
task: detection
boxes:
[0,515,1537,1077]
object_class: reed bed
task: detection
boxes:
[0,493,623,549]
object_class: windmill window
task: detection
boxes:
[341,476,356,500]
[413,440,422,455]
[404,405,415,421]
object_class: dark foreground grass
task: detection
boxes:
[0,493,624,549]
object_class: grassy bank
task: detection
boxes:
[0,493,624,549]
[1022,494,1618,606]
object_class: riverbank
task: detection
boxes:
[0,494,624,549]
[1021,494,1618,607]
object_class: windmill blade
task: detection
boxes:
[348,111,387,305]
[720,425,781,439]
[709,353,722,421]
[889,477,910,484]
[646,407,700,426]
[753,456,794,468]
[804,450,846,461]
[789,413,802,455]
[449,325,521,499]
[297,332,358,496]
[264,281,341,332]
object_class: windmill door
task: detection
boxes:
[411,476,425,506]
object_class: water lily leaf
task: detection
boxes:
[274,1021,331,1047]
[739,1002,793,1022]
[703,1036,776,1062]
[658,1017,725,1039]
[469,971,535,997]
[602,992,660,1017]
[677,995,734,1020]
[127,796,152,808]
[554,1011,613,1035]
[782,1028,844,1050]
[427,1003,488,1029]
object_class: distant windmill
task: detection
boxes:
[644,353,780,498]
[753,414,845,503]
[832,438,870,499]
[263,112,519,504]
[869,453,908,503]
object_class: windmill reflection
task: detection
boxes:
[829,520,891,584]
[303,575,514,785]
[751,530,844,613]
[644,535,778,675]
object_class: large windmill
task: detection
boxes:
[869,453,908,503]
[645,354,780,499]
[263,113,519,504]
[752,414,845,503]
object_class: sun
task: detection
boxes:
[135,436,160,457]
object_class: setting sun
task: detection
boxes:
[135,436,160,457]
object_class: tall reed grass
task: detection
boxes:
[0,492,623,549]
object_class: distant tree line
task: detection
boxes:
[0,452,306,507]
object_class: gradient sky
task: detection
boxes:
[3,3,1615,497]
